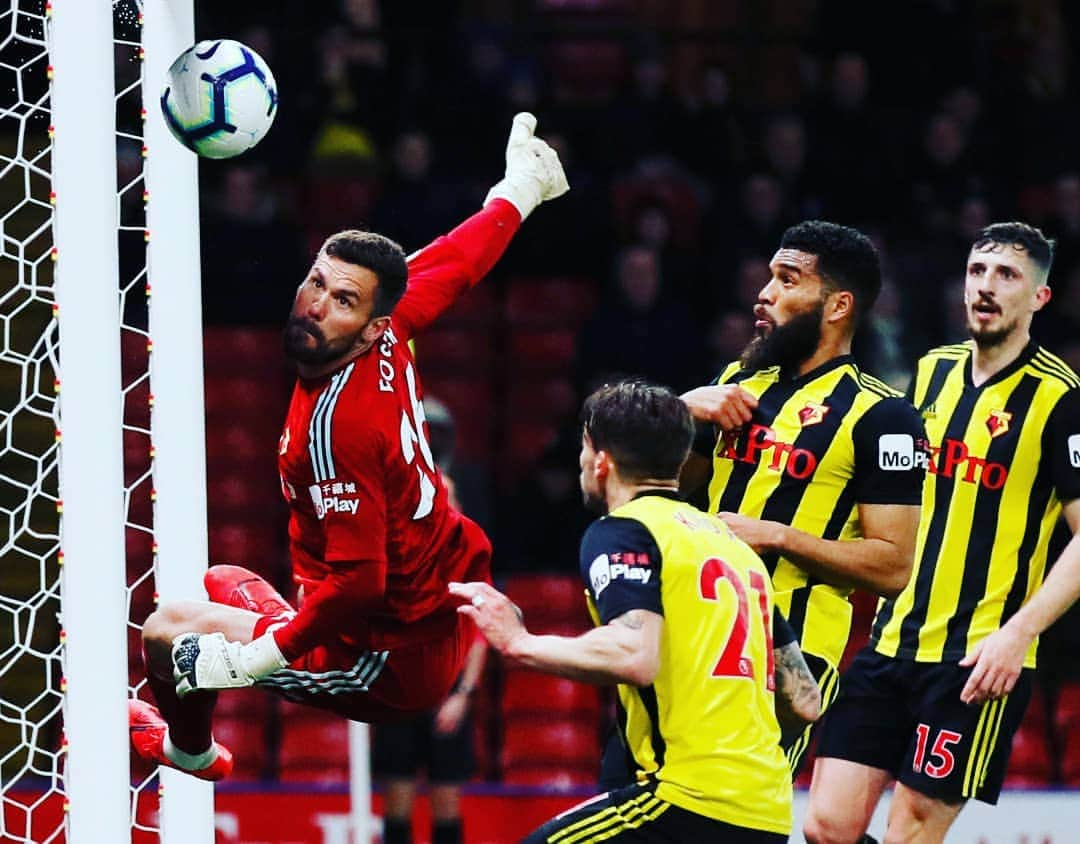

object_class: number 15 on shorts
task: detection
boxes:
[913,724,962,778]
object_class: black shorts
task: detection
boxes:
[816,647,1033,805]
[521,782,787,844]
[370,707,474,784]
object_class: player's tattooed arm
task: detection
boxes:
[773,641,821,730]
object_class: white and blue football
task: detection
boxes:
[160,39,278,159]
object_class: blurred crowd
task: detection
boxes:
[194,0,1080,668]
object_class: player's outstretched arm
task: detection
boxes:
[393,112,569,338]
[449,581,661,687]
[960,498,1080,704]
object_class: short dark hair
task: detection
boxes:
[972,222,1055,277]
[779,220,881,320]
[320,230,408,317]
[580,380,694,483]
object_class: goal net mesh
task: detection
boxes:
[1,0,167,838]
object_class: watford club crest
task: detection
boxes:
[797,401,830,427]
[986,409,1012,439]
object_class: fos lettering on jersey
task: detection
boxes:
[308,481,360,520]
[1070,433,1080,468]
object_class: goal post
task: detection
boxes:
[141,0,213,837]
[50,1,130,841]
[0,0,209,840]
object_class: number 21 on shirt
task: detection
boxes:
[699,558,775,690]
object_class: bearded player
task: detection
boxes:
[128,113,568,781]
[680,221,927,776]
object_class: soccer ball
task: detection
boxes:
[160,39,278,159]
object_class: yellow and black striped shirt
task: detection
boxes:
[873,341,1080,666]
[581,491,791,836]
[698,356,926,668]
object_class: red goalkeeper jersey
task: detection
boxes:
[272,200,519,660]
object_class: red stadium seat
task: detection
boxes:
[414,326,495,375]
[278,703,350,783]
[501,421,558,483]
[205,426,274,464]
[203,327,288,376]
[505,277,598,327]
[423,376,495,462]
[213,713,271,781]
[503,575,590,628]
[204,377,287,426]
[1005,721,1053,786]
[547,39,627,102]
[506,377,578,424]
[502,765,597,789]
[1055,681,1080,730]
[502,673,601,719]
[206,472,282,519]
[208,523,283,570]
[437,282,498,327]
[501,719,600,770]
[508,329,578,376]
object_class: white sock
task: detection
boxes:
[163,733,218,771]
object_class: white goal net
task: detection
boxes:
[1,1,207,841]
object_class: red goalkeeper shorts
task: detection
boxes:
[254,609,473,723]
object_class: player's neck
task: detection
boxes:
[796,334,851,377]
[970,328,1032,387]
[606,480,679,512]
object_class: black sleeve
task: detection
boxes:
[851,396,928,505]
[772,605,796,648]
[579,516,663,624]
[691,418,716,458]
[1045,388,1080,503]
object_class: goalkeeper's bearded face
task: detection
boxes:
[284,254,380,366]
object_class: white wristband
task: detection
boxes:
[240,632,288,680]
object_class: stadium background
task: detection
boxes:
[163,0,1080,834]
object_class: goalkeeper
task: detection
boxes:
[129,113,568,781]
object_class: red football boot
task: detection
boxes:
[204,564,295,617]
[129,698,233,782]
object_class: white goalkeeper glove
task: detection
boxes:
[484,112,570,220]
[172,631,288,698]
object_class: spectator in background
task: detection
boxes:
[576,244,706,395]
[908,111,981,236]
[762,114,823,220]
[200,164,308,325]
[676,63,745,192]
[372,395,489,844]
[812,52,890,223]
[495,430,594,574]
[371,130,472,251]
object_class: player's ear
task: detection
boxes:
[594,449,611,479]
[825,289,854,324]
[362,315,391,344]
[1033,283,1051,312]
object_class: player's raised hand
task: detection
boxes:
[449,581,527,655]
[484,112,569,220]
[172,630,287,697]
[681,384,758,432]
